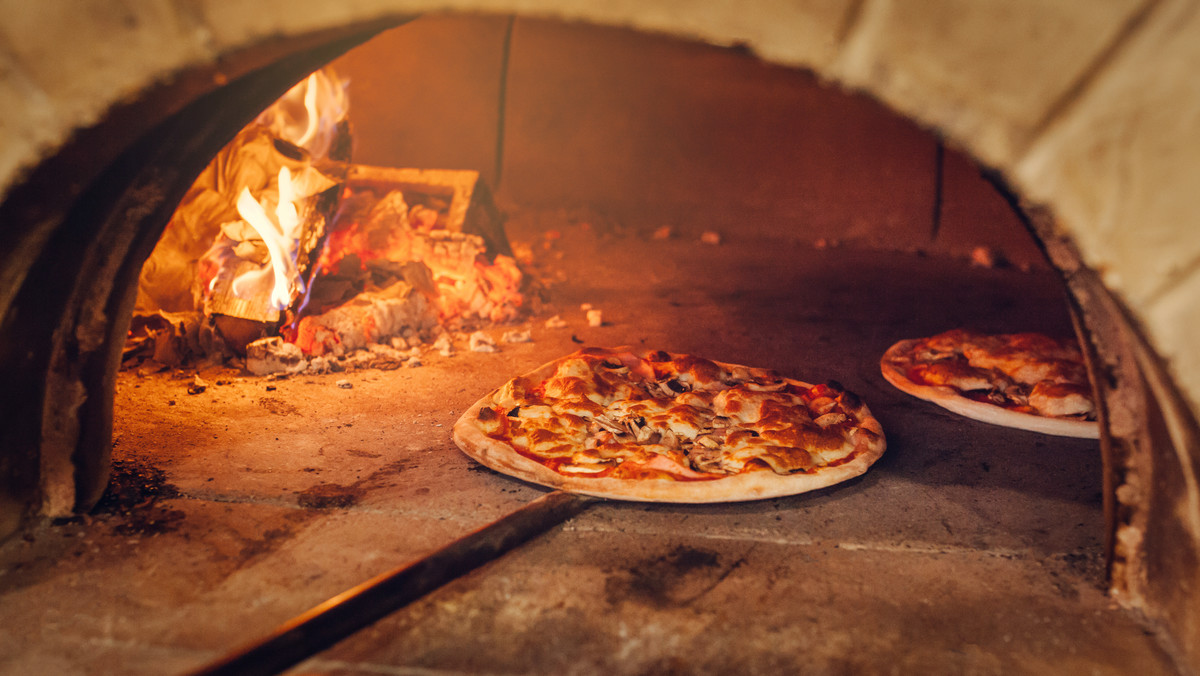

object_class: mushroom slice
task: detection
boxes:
[593,415,626,435]
[814,412,848,428]
[744,379,788,393]
[635,425,661,445]
[686,445,726,473]
[659,379,688,397]
[623,416,646,437]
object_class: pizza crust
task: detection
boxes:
[452,348,887,503]
[881,338,1099,439]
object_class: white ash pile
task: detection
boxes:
[244,325,534,377]
[290,280,436,356]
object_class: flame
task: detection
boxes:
[296,73,321,149]
[257,68,349,160]
[233,167,305,310]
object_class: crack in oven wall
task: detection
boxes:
[2,9,1200,674]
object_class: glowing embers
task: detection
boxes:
[287,169,524,358]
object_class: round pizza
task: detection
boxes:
[880,329,1098,439]
[452,347,886,502]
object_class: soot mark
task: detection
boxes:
[258,397,301,416]
[605,545,723,608]
[345,449,382,459]
[238,527,296,561]
[294,460,417,509]
[92,459,184,536]
[296,483,361,509]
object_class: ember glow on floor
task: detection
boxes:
[0,219,1175,675]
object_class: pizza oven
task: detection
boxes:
[2,5,1200,675]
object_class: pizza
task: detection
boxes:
[880,329,1098,439]
[452,347,886,502]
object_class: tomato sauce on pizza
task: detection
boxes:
[453,347,887,502]
[881,329,1098,439]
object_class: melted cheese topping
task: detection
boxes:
[895,330,1094,420]
[479,349,875,481]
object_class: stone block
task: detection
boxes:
[327,14,510,184]
[187,0,369,48]
[0,0,212,126]
[308,529,1174,674]
[932,147,1048,270]
[0,0,214,195]
[833,0,1145,169]
[501,18,937,246]
[541,0,857,71]
[1015,0,1200,312]
[0,48,57,198]
[1144,269,1200,419]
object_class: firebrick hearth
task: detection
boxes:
[4,219,1176,675]
[2,7,1199,676]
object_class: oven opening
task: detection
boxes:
[1,13,1196,675]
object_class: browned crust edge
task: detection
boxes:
[880,339,1099,440]
[451,347,887,503]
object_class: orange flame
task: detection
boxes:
[296,73,322,149]
[258,68,348,160]
[233,167,305,310]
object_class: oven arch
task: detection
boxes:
[2,2,1198,669]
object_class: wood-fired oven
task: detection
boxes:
[2,5,1199,675]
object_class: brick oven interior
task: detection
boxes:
[0,14,1191,675]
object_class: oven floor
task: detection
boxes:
[0,216,1178,675]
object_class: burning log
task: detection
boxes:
[137,68,349,317]
[124,311,208,367]
[211,315,272,358]
[305,174,525,328]
[343,166,511,255]
[200,165,340,324]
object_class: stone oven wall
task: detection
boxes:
[3,0,1200,669]
[4,1,1199,421]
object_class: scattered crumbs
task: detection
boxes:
[502,329,532,343]
[469,331,499,353]
[971,245,996,268]
[433,334,455,357]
